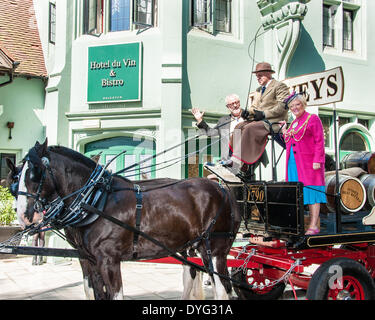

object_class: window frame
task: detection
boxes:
[192,0,213,29]
[322,0,361,56]
[84,136,156,180]
[82,0,158,35]
[215,0,231,33]
[342,8,354,51]
[48,2,56,44]
[358,118,369,129]
[133,0,157,29]
[83,0,104,35]
[340,130,368,152]
[191,0,232,35]
[323,4,336,48]
[109,0,131,32]
[320,114,332,148]
[184,136,221,178]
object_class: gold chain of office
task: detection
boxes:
[284,114,312,143]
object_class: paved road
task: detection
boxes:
[0,255,305,301]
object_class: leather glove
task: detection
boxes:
[241,109,250,120]
[254,110,265,121]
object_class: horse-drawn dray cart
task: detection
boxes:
[2,66,375,300]
[2,144,375,300]
[226,178,375,300]
[2,140,375,301]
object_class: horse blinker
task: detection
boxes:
[29,163,43,183]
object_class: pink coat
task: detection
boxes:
[284,111,325,186]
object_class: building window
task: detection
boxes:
[84,136,156,180]
[358,118,369,129]
[49,3,56,44]
[184,136,221,178]
[133,0,157,28]
[341,131,367,151]
[192,0,232,34]
[0,153,15,181]
[215,0,231,33]
[322,1,360,53]
[110,0,131,31]
[339,116,351,127]
[323,4,335,47]
[83,0,103,35]
[343,9,353,50]
[83,0,157,34]
[320,115,332,148]
[192,0,212,28]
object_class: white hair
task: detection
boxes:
[225,94,240,104]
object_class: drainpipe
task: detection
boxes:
[0,61,20,87]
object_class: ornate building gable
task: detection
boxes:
[257,0,310,79]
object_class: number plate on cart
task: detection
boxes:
[242,182,305,238]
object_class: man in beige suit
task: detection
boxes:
[229,62,290,179]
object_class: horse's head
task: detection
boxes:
[15,139,56,228]
[14,139,98,228]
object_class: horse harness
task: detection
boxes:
[17,152,236,276]
[15,154,60,216]
[92,181,236,269]
[14,153,110,230]
[82,182,236,276]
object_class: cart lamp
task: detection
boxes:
[6,122,14,139]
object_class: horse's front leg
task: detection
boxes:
[97,257,124,300]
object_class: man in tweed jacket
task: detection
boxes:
[229,62,290,171]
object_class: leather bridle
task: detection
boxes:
[16,156,59,215]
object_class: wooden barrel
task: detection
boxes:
[359,174,375,211]
[322,174,366,214]
[341,152,375,174]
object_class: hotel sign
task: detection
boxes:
[283,66,344,106]
[87,42,142,103]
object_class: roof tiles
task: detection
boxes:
[0,0,47,78]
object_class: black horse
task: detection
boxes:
[8,139,241,300]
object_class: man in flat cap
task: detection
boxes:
[229,62,290,179]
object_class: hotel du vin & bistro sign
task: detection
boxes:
[87,42,142,103]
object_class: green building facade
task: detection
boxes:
[23,0,375,181]
[0,0,47,182]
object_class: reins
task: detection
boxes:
[15,114,243,233]
[113,116,240,177]
[12,116,263,294]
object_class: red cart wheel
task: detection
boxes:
[231,267,285,300]
[307,258,375,300]
[327,275,365,300]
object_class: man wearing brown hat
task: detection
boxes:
[229,62,290,179]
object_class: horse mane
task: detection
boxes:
[112,173,132,183]
[48,145,96,170]
[49,146,134,182]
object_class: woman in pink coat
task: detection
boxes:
[281,93,326,235]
